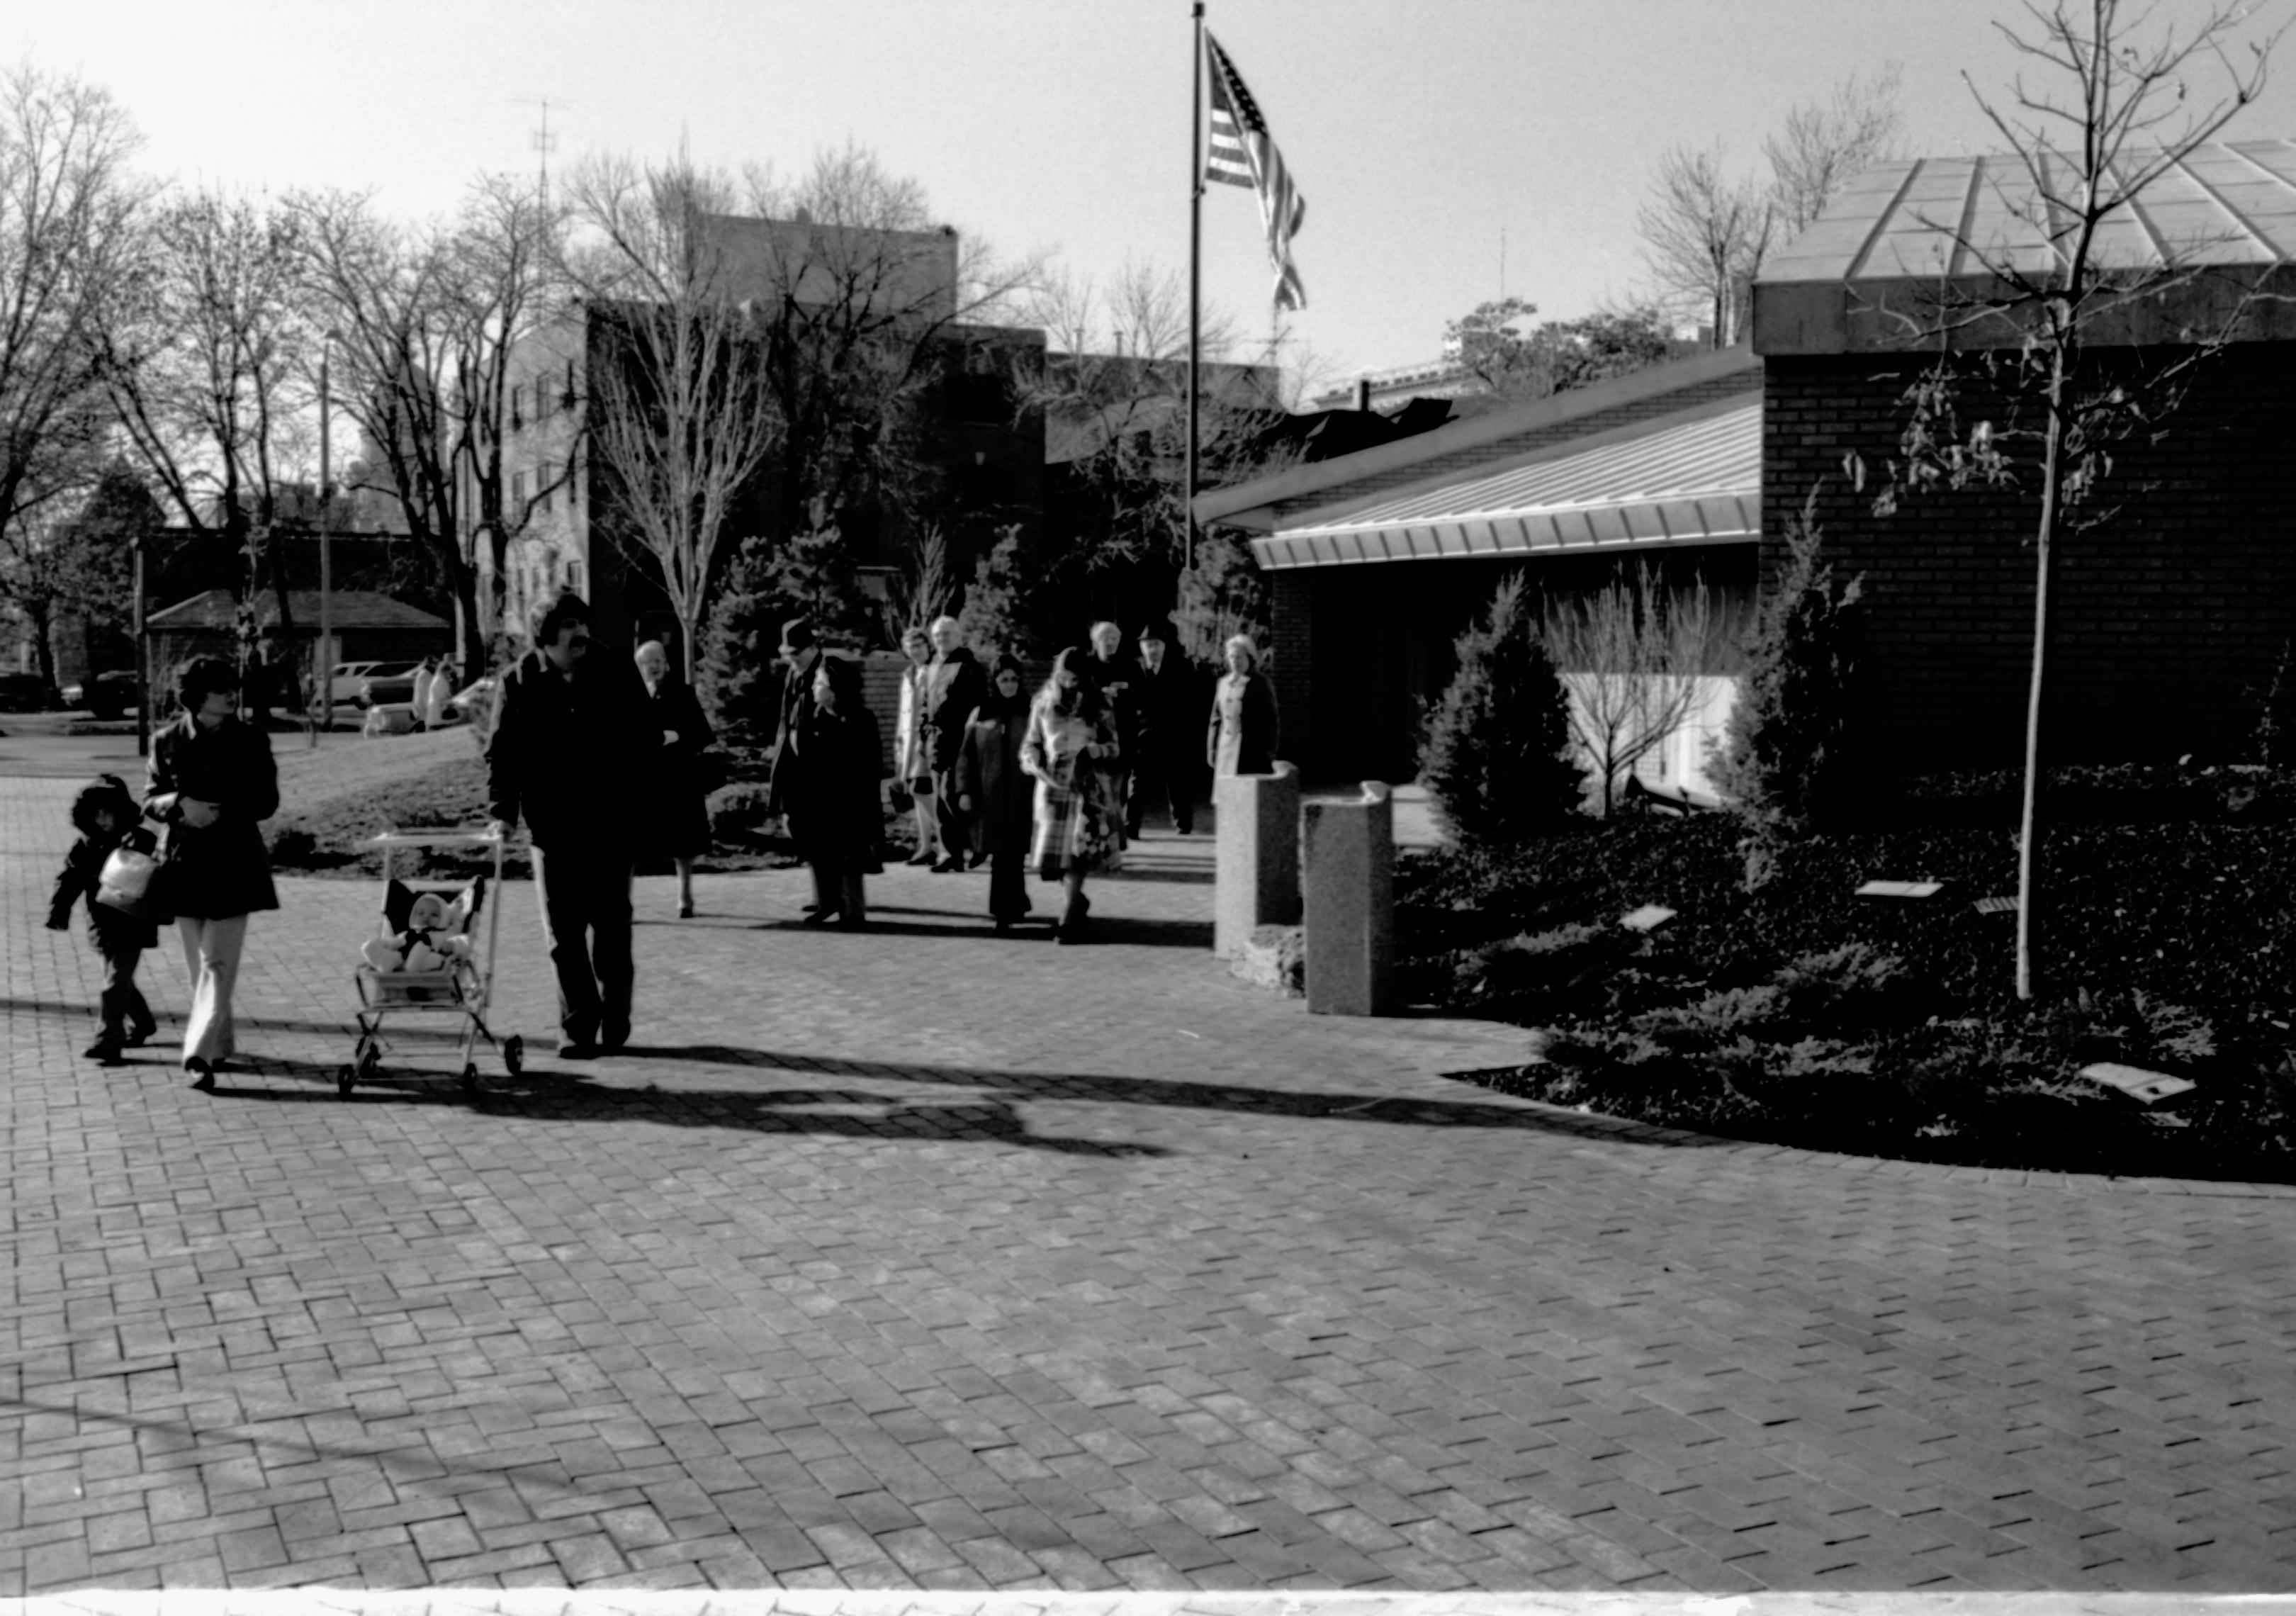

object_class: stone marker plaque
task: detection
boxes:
[1855,880,1943,899]
[1974,895,2018,915]
[2080,1062,2197,1104]
[1619,904,1677,933]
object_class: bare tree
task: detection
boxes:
[97,187,315,651]
[291,175,568,673]
[1638,67,1903,347]
[0,62,145,690]
[1543,564,1726,817]
[562,149,782,683]
[1766,64,1906,237]
[1867,0,2283,1000]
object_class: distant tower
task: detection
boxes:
[531,99,559,202]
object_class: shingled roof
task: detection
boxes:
[147,590,450,632]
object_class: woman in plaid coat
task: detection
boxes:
[1021,646,1122,943]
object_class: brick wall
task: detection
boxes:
[1764,349,2296,775]
[1270,366,1764,523]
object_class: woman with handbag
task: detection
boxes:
[145,655,279,1089]
[1021,646,1123,943]
[634,640,716,919]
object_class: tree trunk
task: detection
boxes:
[2015,342,2069,1004]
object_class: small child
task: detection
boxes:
[45,774,162,1065]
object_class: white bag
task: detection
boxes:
[96,846,162,916]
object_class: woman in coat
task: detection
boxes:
[957,653,1036,931]
[786,653,884,928]
[891,625,944,868]
[1022,646,1123,943]
[634,640,716,919]
[145,654,279,1089]
[1208,633,1280,777]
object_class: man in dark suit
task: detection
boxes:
[486,593,653,1058]
[1127,617,1200,837]
[767,618,829,913]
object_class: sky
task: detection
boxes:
[18,0,2296,395]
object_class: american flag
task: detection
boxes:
[1205,30,1306,312]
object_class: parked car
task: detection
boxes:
[354,663,423,709]
[324,661,382,705]
[0,670,56,712]
[444,676,497,726]
[61,670,140,719]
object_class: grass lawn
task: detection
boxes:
[1405,762,2296,1184]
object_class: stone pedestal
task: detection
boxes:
[1214,762,1301,958]
[1302,781,1395,1016]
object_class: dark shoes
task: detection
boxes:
[931,855,964,873]
[186,1056,215,1091]
[557,1039,600,1060]
[677,898,695,919]
[85,1040,125,1066]
[904,850,938,867]
[801,907,837,926]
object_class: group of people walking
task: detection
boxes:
[48,589,1281,1074]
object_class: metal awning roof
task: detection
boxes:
[1247,400,1760,571]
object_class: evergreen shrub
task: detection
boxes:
[1418,573,1582,853]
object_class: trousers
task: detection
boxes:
[176,913,249,1067]
[1127,749,1196,835]
[99,943,156,1045]
[532,844,634,1045]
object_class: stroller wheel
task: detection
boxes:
[503,1035,524,1077]
[337,1064,356,1096]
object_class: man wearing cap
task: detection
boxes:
[487,592,653,1059]
[1128,618,1198,838]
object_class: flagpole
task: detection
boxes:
[1186,0,1203,581]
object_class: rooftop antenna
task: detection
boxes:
[511,97,565,201]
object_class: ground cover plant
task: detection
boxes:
[1404,761,2296,1182]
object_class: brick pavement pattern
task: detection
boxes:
[5,768,2296,1598]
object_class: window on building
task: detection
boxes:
[565,559,585,595]
[512,471,526,507]
[539,462,553,512]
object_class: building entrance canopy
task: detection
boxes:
[1247,398,1760,571]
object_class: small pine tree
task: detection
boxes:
[697,526,880,751]
[1710,492,1867,829]
[1419,573,1582,852]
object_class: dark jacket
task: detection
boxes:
[1210,669,1281,775]
[485,649,653,851]
[639,673,716,859]
[1088,649,1141,762]
[958,700,1034,855]
[766,649,823,816]
[145,713,280,919]
[784,700,884,871]
[50,827,162,951]
[921,647,986,773]
[1131,653,1198,761]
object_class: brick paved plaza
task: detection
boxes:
[4,749,2296,1603]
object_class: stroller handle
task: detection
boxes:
[357,829,505,849]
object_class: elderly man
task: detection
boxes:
[920,615,986,872]
[1128,617,1198,837]
[486,593,652,1060]
[767,618,836,914]
[1085,619,1139,846]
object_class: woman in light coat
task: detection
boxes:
[1208,633,1280,777]
[892,625,943,867]
[1021,646,1122,943]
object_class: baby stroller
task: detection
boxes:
[345,829,523,1097]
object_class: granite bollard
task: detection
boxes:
[1302,780,1395,1015]
[1214,761,1301,958]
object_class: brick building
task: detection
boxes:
[1751,140,2296,774]
[1195,347,1763,786]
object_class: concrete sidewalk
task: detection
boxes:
[4,770,2295,1599]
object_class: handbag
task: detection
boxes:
[96,846,164,919]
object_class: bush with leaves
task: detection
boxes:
[1419,573,1582,853]
[1710,493,1867,831]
